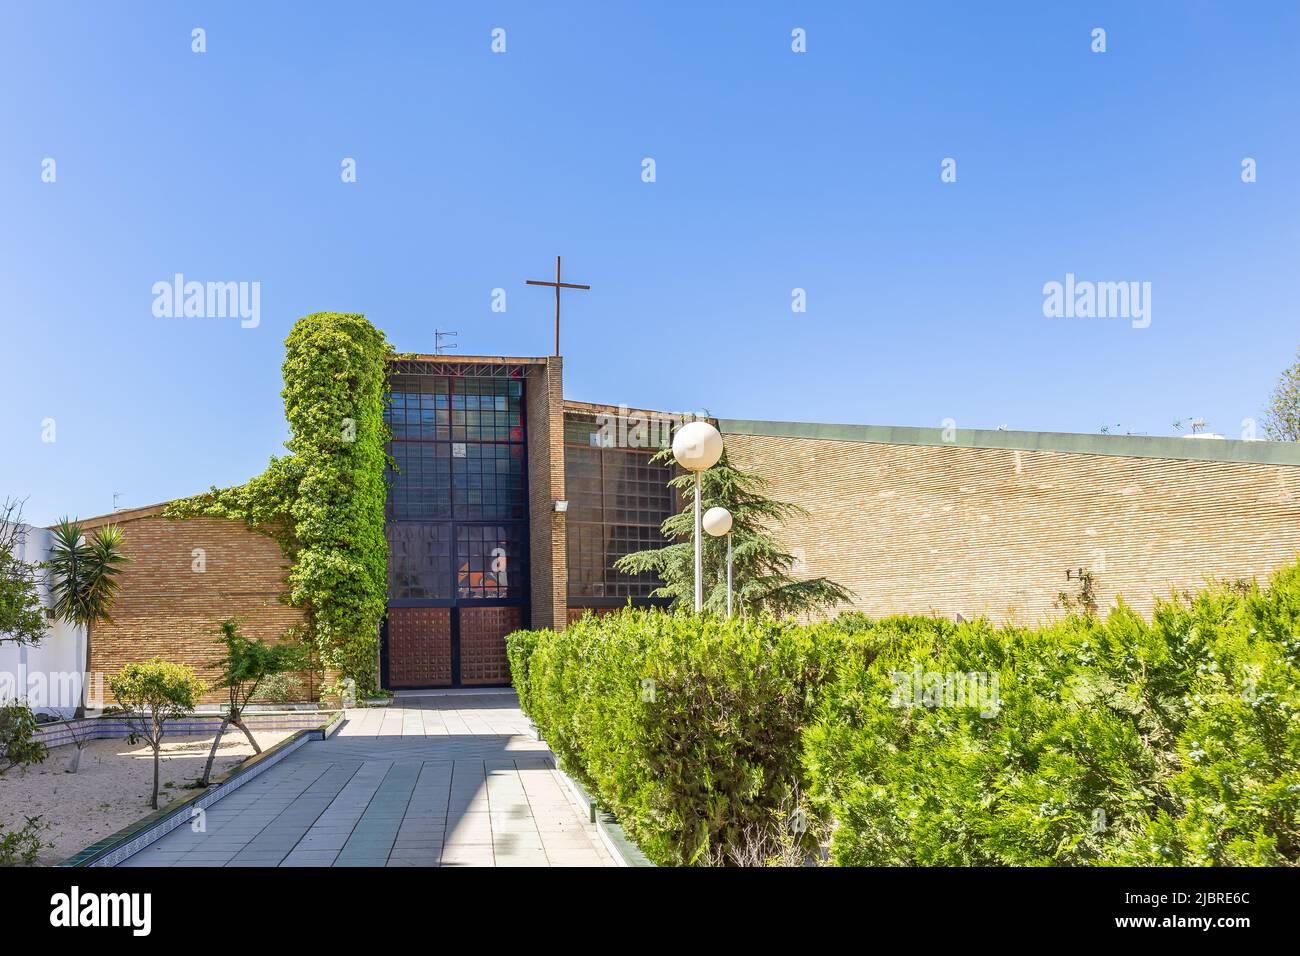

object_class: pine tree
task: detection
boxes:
[615,448,854,619]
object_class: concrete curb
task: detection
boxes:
[541,743,655,867]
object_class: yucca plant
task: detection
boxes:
[45,519,129,718]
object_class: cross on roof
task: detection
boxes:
[525,256,589,356]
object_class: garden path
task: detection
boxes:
[118,691,614,867]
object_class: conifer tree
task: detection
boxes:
[616,448,854,619]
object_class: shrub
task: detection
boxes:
[504,628,542,717]
[0,816,49,866]
[509,609,843,865]
[0,500,46,649]
[254,672,305,705]
[0,701,47,776]
[512,560,1300,867]
[804,566,1300,866]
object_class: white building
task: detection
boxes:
[0,523,86,718]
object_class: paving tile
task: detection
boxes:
[439,849,495,867]
[115,693,616,868]
[225,855,290,868]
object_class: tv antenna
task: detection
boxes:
[435,329,459,355]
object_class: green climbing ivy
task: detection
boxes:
[166,313,391,694]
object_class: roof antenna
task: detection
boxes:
[113,491,125,512]
[435,329,459,355]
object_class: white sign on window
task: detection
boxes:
[452,442,466,458]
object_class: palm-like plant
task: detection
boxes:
[45,519,129,716]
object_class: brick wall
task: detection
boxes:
[526,357,568,630]
[81,511,308,704]
[566,606,621,625]
[725,432,1300,622]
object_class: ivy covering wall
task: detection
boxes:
[166,312,391,694]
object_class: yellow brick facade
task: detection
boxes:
[725,431,1300,622]
[80,508,309,704]
[526,356,568,630]
[74,381,1300,698]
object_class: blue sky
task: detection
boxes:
[2,1,1298,525]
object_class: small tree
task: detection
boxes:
[46,519,129,716]
[0,701,47,776]
[199,620,306,786]
[1262,347,1300,441]
[59,715,96,774]
[0,499,46,649]
[616,448,855,619]
[109,659,206,809]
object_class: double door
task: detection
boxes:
[383,520,528,689]
[384,604,523,688]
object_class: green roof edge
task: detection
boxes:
[717,419,1300,467]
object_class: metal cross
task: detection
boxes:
[525,256,589,356]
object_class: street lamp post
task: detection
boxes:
[671,421,724,613]
[703,505,734,617]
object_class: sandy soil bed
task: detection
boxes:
[0,730,292,865]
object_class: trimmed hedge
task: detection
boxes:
[507,609,841,866]
[807,566,1300,866]
[510,561,1300,867]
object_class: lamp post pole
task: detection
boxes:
[703,505,734,619]
[726,533,733,618]
[694,471,704,613]
[672,421,724,615]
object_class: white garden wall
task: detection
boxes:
[0,523,86,717]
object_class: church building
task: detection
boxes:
[75,352,1300,700]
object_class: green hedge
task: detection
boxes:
[510,561,1300,867]
[805,566,1300,866]
[508,609,842,866]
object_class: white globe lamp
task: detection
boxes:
[702,506,732,537]
[672,421,724,472]
[672,420,724,613]
[703,506,735,618]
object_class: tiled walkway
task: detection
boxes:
[119,691,614,867]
